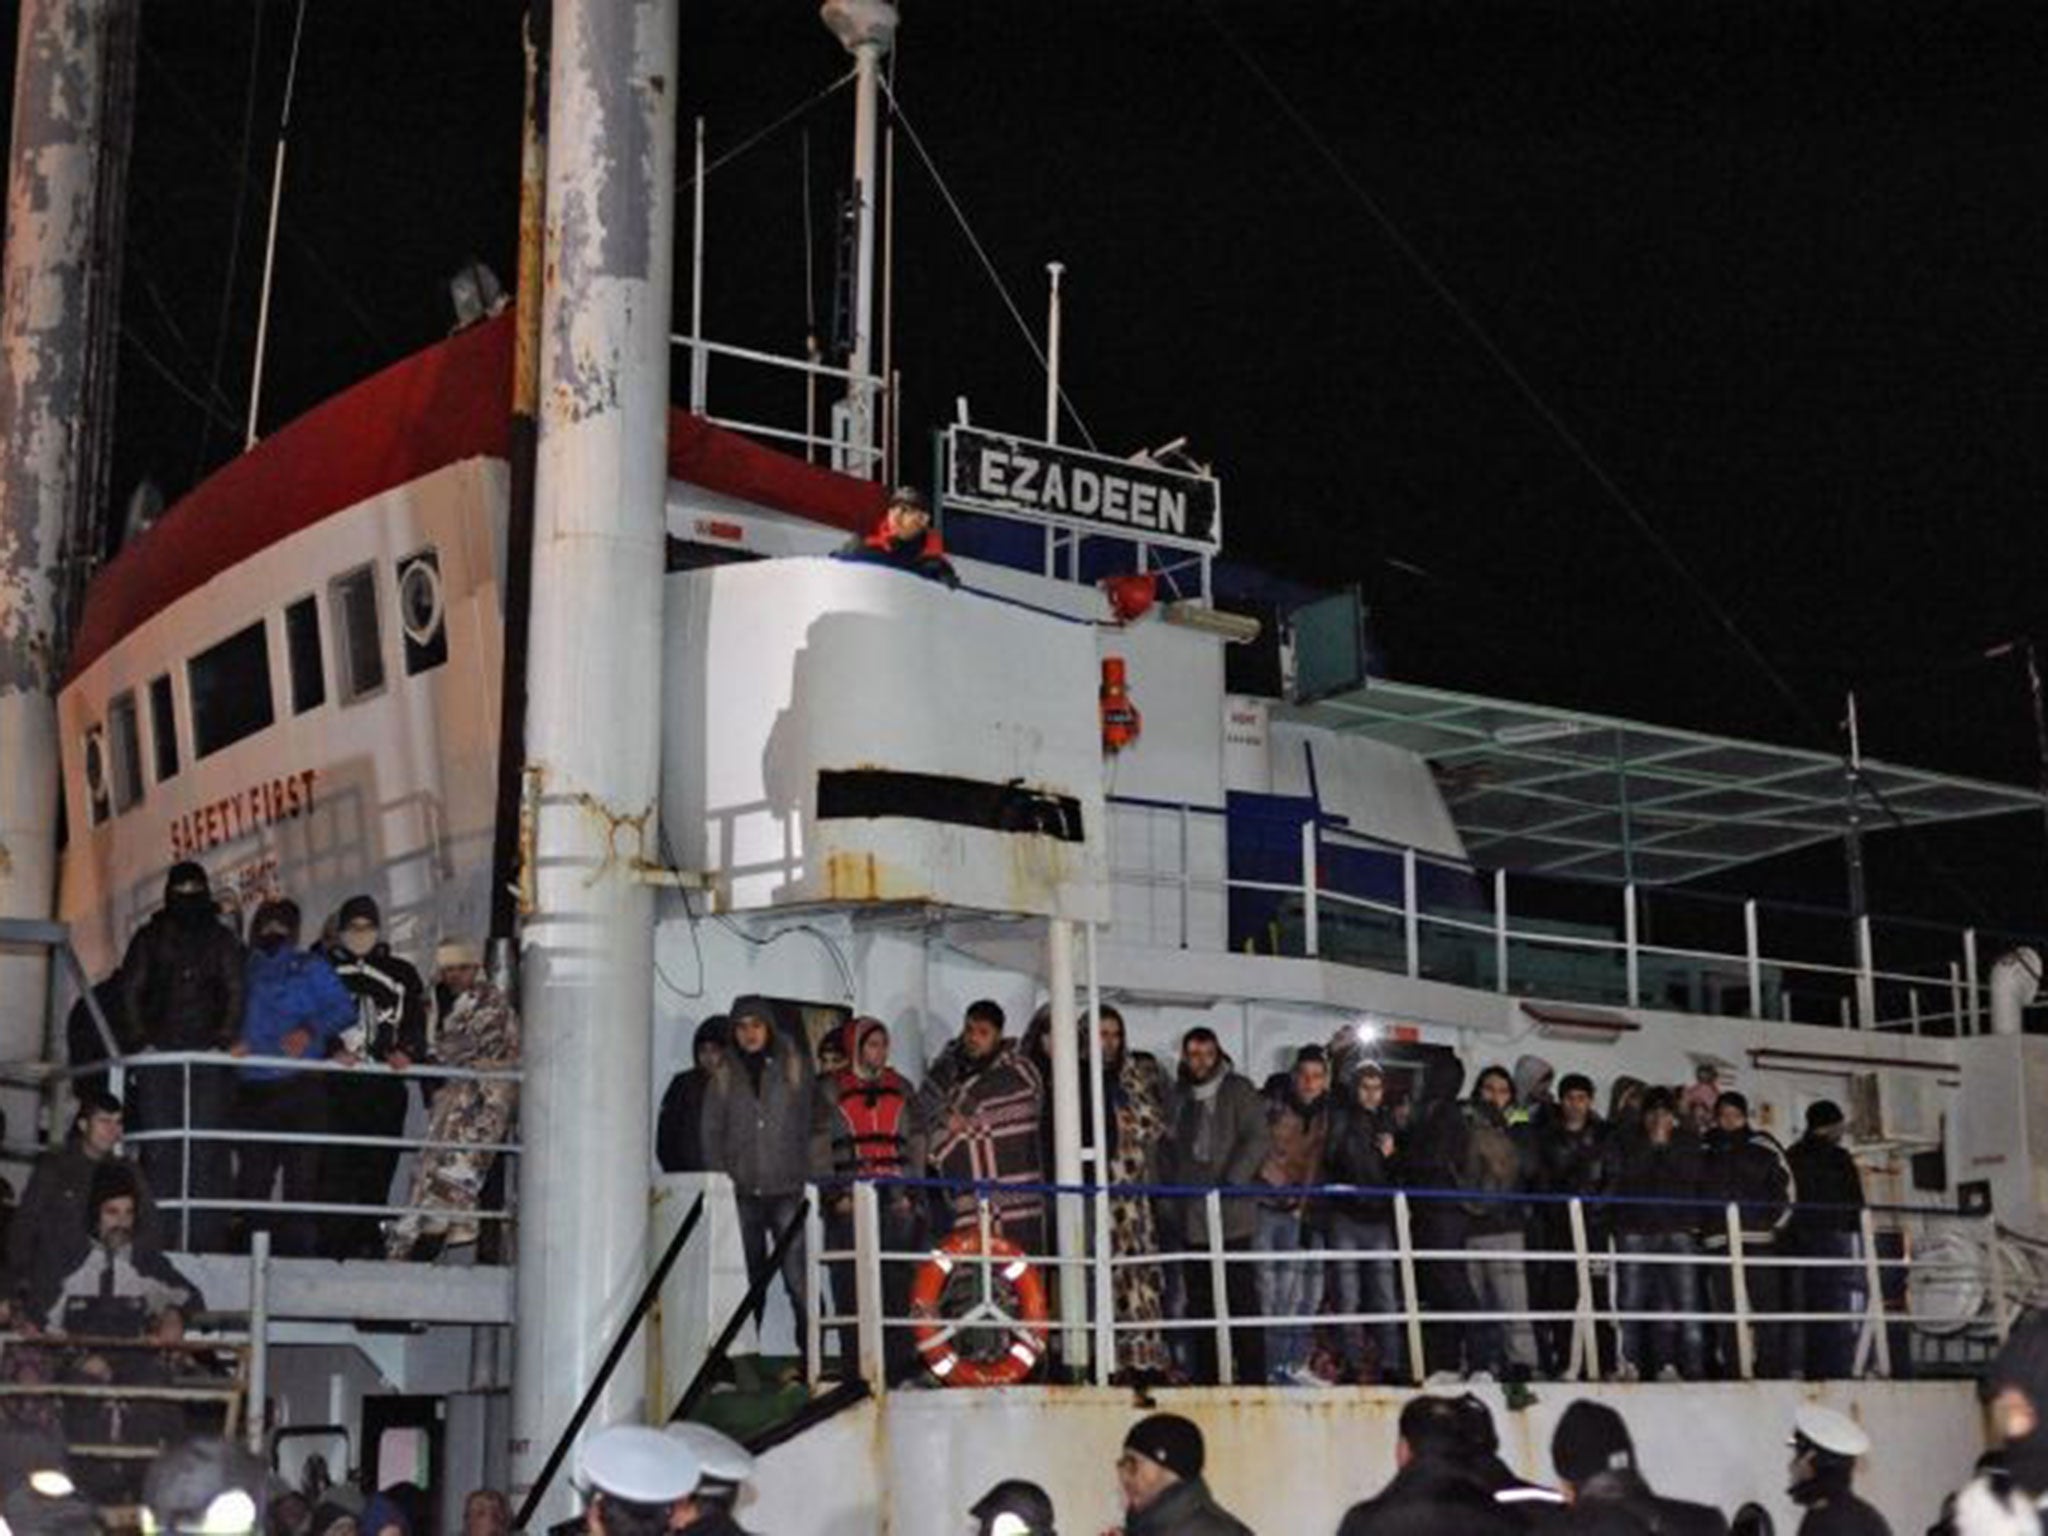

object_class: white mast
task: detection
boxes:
[0,0,132,1105]
[821,0,896,480]
[511,0,677,1522]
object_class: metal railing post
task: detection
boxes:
[804,1182,826,1385]
[1950,961,1965,1038]
[1402,848,1420,979]
[1494,869,1510,994]
[181,1058,193,1250]
[1965,928,1982,1036]
[1567,1197,1599,1382]
[852,1180,886,1390]
[1745,899,1763,1019]
[1205,1189,1233,1387]
[1623,883,1640,1006]
[247,1228,270,1456]
[1093,1183,1115,1388]
[1988,1217,2012,1345]
[1725,1204,1755,1380]
[1301,821,1320,959]
[1393,1192,1426,1385]
[1858,1207,1891,1379]
[1855,915,1877,1030]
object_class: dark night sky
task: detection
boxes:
[10,0,2048,929]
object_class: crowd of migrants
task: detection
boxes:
[12,1315,2048,1536]
[0,864,519,1492]
[660,991,1869,1390]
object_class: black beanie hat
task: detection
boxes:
[1805,1100,1845,1131]
[1553,1400,1637,1484]
[337,895,381,929]
[88,1159,140,1225]
[165,861,209,898]
[1123,1413,1204,1480]
[1641,1086,1678,1118]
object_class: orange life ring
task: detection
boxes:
[909,1227,1050,1387]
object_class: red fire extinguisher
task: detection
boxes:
[1101,656,1141,753]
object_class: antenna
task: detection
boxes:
[820,0,898,479]
[244,0,311,452]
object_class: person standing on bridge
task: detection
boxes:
[118,862,245,1253]
[833,486,959,587]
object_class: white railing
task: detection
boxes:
[1,1053,520,1257]
[1107,795,2023,1035]
[671,332,887,474]
[803,1177,2003,1392]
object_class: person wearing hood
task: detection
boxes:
[1608,1077,1649,1146]
[1253,1043,1334,1384]
[317,895,430,1259]
[1552,1399,1728,1536]
[235,899,357,1257]
[833,485,959,587]
[1785,1100,1865,1381]
[821,1015,923,1382]
[1605,1087,1706,1381]
[1116,1414,1251,1536]
[1513,1055,1556,1132]
[1787,1406,1889,1536]
[118,861,245,1251]
[1465,1064,1538,1378]
[657,1017,730,1174]
[1337,1393,1525,1536]
[702,996,817,1358]
[1401,1051,1498,1380]
[1322,1060,1405,1383]
[1161,1026,1269,1384]
[385,943,520,1261]
[1699,1091,1795,1378]
[911,1000,1047,1254]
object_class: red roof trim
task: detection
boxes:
[67,316,889,685]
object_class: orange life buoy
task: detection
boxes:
[908,1227,1050,1387]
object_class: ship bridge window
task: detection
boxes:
[285,595,325,714]
[82,725,111,826]
[189,621,276,759]
[107,690,145,813]
[331,564,386,702]
[816,768,1085,843]
[148,674,178,782]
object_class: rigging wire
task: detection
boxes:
[679,68,857,191]
[878,74,1099,452]
[1200,3,2027,933]
[188,0,265,481]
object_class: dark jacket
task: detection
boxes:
[1163,1061,1270,1245]
[1399,1055,1471,1196]
[1124,1476,1253,1536]
[1605,1132,1706,1237]
[325,943,429,1062]
[1257,1083,1331,1211]
[1795,1492,1890,1536]
[1786,1133,1864,1237]
[118,909,245,1052]
[701,1031,816,1197]
[657,1069,714,1173]
[834,526,959,587]
[1322,1101,1399,1223]
[26,1226,205,1331]
[1575,1470,1729,1536]
[1338,1454,1526,1536]
[2,1145,159,1305]
[239,947,358,1082]
[1533,1113,1612,1242]
[1699,1126,1794,1247]
[1464,1099,1530,1235]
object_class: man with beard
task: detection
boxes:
[1254,1044,1333,1385]
[1161,1026,1268,1384]
[236,899,357,1256]
[1786,1406,1889,1536]
[2,1092,158,1317]
[913,1000,1046,1252]
[657,1017,730,1174]
[318,896,429,1259]
[118,862,244,1251]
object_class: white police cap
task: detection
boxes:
[1792,1404,1871,1459]
[662,1424,754,1485]
[577,1426,701,1504]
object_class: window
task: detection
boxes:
[188,621,276,758]
[330,565,385,702]
[148,674,178,782]
[107,691,145,813]
[397,547,448,675]
[285,595,326,714]
[82,726,111,826]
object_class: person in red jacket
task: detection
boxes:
[834,486,959,587]
[821,1016,924,1381]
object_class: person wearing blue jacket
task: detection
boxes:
[232,898,356,1255]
